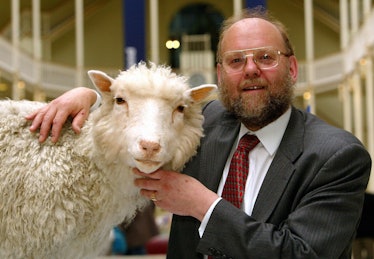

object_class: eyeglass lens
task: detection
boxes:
[222,48,280,73]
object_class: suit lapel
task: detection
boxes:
[252,107,305,221]
[199,112,240,191]
[251,152,296,220]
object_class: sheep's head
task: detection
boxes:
[88,62,216,174]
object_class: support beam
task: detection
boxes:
[233,0,242,15]
[32,0,45,101]
[342,81,352,133]
[365,57,374,193]
[352,71,363,142]
[11,0,22,100]
[75,0,84,87]
[339,0,349,51]
[150,0,159,64]
[304,0,315,114]
[350,0,359,34]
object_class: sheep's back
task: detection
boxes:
[0,100,87,188]
[0,100,98,258]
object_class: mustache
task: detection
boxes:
[240,79,267,87]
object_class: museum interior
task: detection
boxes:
[0,0,373,258]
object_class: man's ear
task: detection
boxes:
[288,56,298,84]
[216,63,223,85]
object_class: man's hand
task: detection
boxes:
[134,168,219,221]
[26,87,98,143]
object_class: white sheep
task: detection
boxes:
[0,62,216,259]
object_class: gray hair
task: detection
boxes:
[216,6,295,63]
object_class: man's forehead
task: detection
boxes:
[222,18,283,51]
[230,18,277,35]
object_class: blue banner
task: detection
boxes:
[123,0,146,69]
[245,0,266,8]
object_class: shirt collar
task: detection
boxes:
[239,108,291,156]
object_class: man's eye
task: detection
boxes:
[114,97,126,104]
[258,53,274,61]
[263,54,273,60]
[231,57,244,64]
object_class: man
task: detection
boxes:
[27,8,371,259]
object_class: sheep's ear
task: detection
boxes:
[186,84,217,103]
[87,70,114,93]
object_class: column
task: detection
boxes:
[11,0,21,100]
[304,0,315,114]
[352,70,363,142]
[75,0,84,87]
[341,80,352,133]
[339,0,349,51]
[339,0,352,133]
[149,0,159,64]
[233,0,242,15]
[363,0,371,17]
[364,56,374,193]
[350,0,359,35]
[32,0,44,101]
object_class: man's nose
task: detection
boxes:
[243,54,260,74]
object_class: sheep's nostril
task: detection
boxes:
[140,140,161,155]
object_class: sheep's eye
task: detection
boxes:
[176,105,185,113]
[114,97,126,105]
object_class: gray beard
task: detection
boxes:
[219,73,295,130]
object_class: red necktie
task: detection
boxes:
[222,134,259,208]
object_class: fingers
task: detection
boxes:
[27,105,73,143]
[25,87,96,143]
[25,110,38,121]
[71,110,89,134]
[133,169,162,199]
[27,106,57,143]
[150,191,158,202]
[133,168,162,179]
[27,107,49,133]
[134,174,159,189]
[49,110,71,143]
[141,189,160,202]
[135,176,161,203]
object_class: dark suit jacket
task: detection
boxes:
[167,100,371,259]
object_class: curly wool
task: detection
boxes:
[0,63,216,259]
[0,100,147,259]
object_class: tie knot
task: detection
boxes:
[237,134,259,152]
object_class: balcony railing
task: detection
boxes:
[0,9,373,99]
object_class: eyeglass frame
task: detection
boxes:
[218,46,293,73]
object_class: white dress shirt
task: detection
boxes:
[199,108,291,237]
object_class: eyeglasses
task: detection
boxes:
[220,47,291,74]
